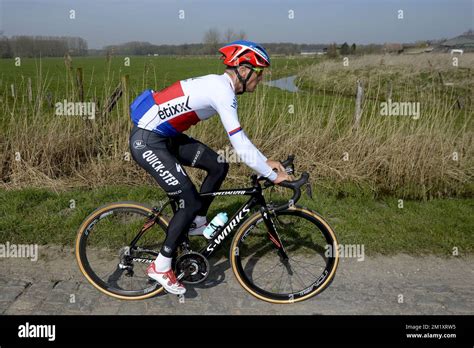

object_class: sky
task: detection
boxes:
[0,0,472,48]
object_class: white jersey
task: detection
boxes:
[130,73,277,181]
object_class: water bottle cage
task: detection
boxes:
[208,223,222,239]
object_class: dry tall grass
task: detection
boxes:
[1,54,472,200]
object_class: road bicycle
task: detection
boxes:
[75,155,339,304]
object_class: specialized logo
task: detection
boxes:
[133,139,146,150]
[175,163,187,177]
[158,96,191,120]
[132,258,153,263]
[142,150,180,186]
[212,190,246,196]
[206,205,251,252]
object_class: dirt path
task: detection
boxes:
[0,246,472,315]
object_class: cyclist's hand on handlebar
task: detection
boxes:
[272,170,292,184]
[266,159,286,173]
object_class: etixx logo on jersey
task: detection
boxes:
[133,140,146,150]
[158,96,191,120]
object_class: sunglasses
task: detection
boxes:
[245,65,264,75]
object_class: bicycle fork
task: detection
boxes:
[260,206,290,256]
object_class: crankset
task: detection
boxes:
[174,251,210,284]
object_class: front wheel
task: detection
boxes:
[230,206,339,304]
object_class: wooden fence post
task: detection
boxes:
[76,67,84,102]
[121,75,130,119]
[27,78,33,103]
[102,83,122,117]
[438,72,444,85]
[386,81,392,101]
[353,80,364,131]
[64,53,73,98]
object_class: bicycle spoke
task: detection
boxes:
[288,273,294,295]
[275,266,287,293]
[77,205,166,297]
[235,208,338,301]
[288,258,322,278]
[292,268,309,290]
[289,256,325,269]
[252,260,283,282]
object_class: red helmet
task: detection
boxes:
[219,40,271,68]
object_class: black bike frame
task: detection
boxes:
[198,184,287,258]
[129,181,287,260]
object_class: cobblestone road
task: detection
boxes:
[1,246,473,315]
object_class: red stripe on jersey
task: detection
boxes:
[229,127,242,136]
[168,111,200,132]
[153,81,185,104]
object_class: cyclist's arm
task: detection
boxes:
[212,96,277,182]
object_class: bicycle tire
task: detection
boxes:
[75,201,168,300]
[230,205,339,304]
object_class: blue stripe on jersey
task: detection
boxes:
[229,127,242,136]
[155,121,180,137]
[130,89,155,125]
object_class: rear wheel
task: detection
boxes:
[230,206,339,304]
[75,201,169,300]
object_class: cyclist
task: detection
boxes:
[129,40,291,295]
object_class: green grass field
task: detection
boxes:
[0,55,317,100]
[0,54,473,255]
[0,185,472,255]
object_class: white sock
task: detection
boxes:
[193,215,207,225]
[154,253,172,272]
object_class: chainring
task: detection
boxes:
[174,252,210,284]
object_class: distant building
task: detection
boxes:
[439,34,474,52]
[300,49,326,56]
[383,43,404,54]
[403,46,434,54]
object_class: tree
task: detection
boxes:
[462,29,473,36]
[203,28,221,54]
[351,43,356,54]
[0,36,12,58]
[224,29,247,43]
[340,42,350,55]
[236,30,247,40]
[224,29,235,42]
[327,43,338,58]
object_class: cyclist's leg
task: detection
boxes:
[168,133,229,217]
[129,127,202,257]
